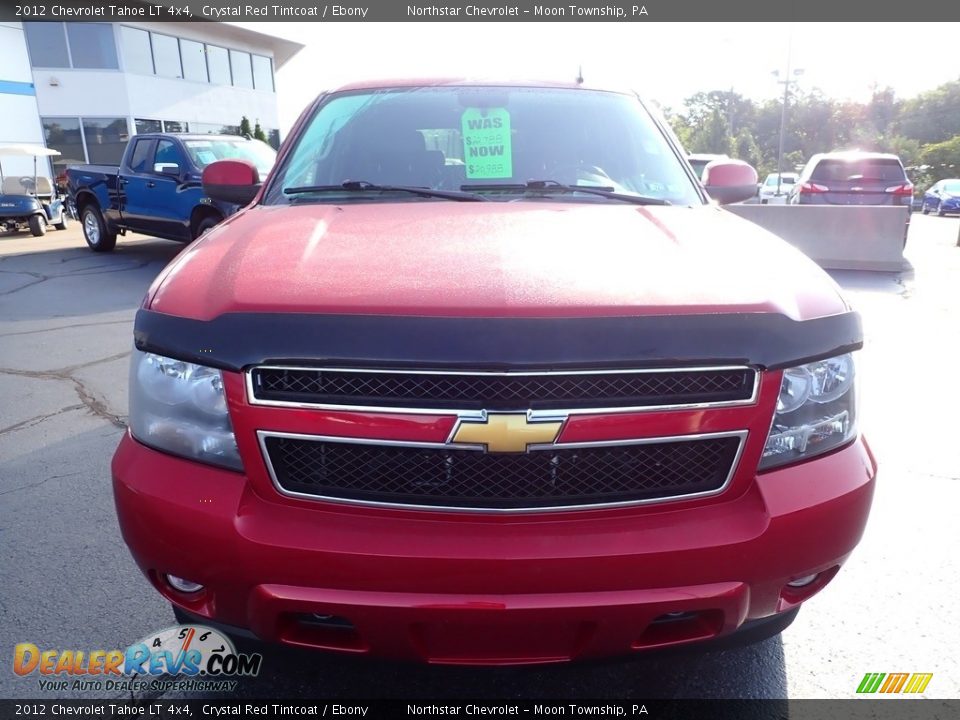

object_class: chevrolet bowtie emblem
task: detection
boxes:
[451,413,564,453]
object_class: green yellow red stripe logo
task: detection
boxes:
[857,672,933,694]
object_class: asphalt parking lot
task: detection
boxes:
[1,216,958,701]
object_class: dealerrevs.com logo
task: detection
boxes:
[13,625,262,693]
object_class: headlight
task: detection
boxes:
[760,353,857,470]
[129,349,242,471]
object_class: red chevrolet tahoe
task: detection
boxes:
[112,80,876,664]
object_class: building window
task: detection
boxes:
[25,22,120,70]
[41,117,85,179]
[24,23,70,68]
[151,32,182,79]
[252,55,274,92]
[179,39,208,82]
[82,118,129,164]
[267,129,281,150]
[134,119,162,134]
[191,122,241,136]
[66,24,119,69]
[229,50,253,89]
[163,121,189,133]
[205,45,231,85]
[120,27,154,75]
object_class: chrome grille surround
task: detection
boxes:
[247,365,759,415]
[257,429,748,513]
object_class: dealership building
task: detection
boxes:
[0,20,302,181]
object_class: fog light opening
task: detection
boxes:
[167,575,204,594]
[301,613,355,630]
[786,573,819,588]
[633,609,724,650]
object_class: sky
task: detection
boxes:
[239,22,960,136]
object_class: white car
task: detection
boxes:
[758,172,798,204]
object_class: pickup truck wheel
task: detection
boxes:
[81,206,117,252]
[28,214,47,237]
[194,216,221,239]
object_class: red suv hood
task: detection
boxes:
[149,202,846,321]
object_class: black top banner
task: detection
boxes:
[1,0,957,22]
[1,700,958,720]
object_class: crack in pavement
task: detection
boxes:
[0,351,130,428]
[0,269,49,296]
[0,260,155,296]
[0,471,83,497]
[0,404,85,437]
[0,319,131,338]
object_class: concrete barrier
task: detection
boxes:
[726,204,909,272]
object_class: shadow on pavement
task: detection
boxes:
[826,267,912,296]
[0,239,182,321]
[178,633,788,701]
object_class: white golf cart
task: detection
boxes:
[0,144,69,236]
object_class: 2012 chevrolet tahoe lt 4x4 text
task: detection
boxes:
[112,80,876,664]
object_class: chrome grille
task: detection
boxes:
[250,367,756,411]
[261,433,743,511]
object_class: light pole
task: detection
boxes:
[773,40,803,196]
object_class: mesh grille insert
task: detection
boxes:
[264,435,741,510]
[251,368,754,410]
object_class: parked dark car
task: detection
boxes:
[67,134,275,252]
[921,179,960,216]
[788,151,913,210]
[687,153,729,182]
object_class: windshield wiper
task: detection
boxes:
[461,180,671,205]
[283,181,488,202]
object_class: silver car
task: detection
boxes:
[758,172,798,204]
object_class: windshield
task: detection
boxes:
[811,158,905,183]
[183,138,276,175]
[264,86,702,205]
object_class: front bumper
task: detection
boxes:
[112,432,876,664]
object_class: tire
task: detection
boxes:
[193,215,221,240]
[937,201,946,217]
[54,209,68,231]
[81,204,117,252]
[921,202,929,215]
[28,214,46,237]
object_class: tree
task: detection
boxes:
[895,79,960,145]
[919,135,960,181]
[239,116,252,138]
[662,106,694,150]
[734,128,763,172]
[688,108,734,156]
[253,120,267,143]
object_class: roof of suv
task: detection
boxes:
[135,134,255,141]
[810,151,903,163]
[330,77,635,94]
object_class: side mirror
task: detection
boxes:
[202,159,261,205]
[703,160,759,205]
[154,162,180,176]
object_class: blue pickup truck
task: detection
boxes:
[66,133,275,252]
